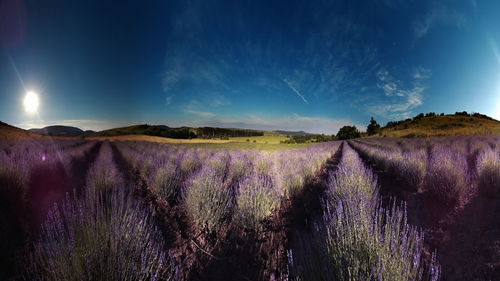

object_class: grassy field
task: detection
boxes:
[228,133,290,144]
[87,133,310,150]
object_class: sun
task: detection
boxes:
[23,91,40,113]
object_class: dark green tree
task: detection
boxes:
[336,125,361,140]
[366,117,381,136]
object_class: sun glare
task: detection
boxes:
[23,91,39,113]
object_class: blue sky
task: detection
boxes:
[1,0,499,134]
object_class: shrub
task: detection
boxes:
[236,173,278,230]
[327,163,377,204]
[27,189,172,281]
[86,142,123,192]
[398,152,426,191]
[325,200,438,281]
[476,147,500,198]
[291,199,440,281]
[0,156,27,207]
[184,168,233,234]
[152,161,182,204]
[179,152,201,177]
[205,151,230,180]
[327,144,377,204]
[424,149,468,208]
[227,154,251,184]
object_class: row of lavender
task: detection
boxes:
[12,140,339,280]
[13,141,172,280]
[289,143,440,280]
[0,139,104,280]
[0,139,98,213]
[115,141,339,233]
[349,135,500,209]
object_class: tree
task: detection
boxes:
[336,126,361,140]
[366,117,381,136]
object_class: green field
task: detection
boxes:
[177,140,312,150]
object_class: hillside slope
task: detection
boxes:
[29,125,84,137]
[93,124,264,139]
[0,121,44,141]
[378,114,500,137]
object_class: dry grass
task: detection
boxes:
[0,123,47,141]
[228,134,290,144]
[378,115,500,138]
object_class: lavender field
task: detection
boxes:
[0,136,499,281]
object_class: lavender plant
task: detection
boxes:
[326,144,377,204]
[236,173,278,230]
[424,148,469,208]
[152,161,182,204]
[291,141,440,281]
[85,142,123,192]
[476,147,500,197]
[27,188,172,281]
[184,167,234,234]
[310,199,440,281]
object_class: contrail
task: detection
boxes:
[283,79,308,104]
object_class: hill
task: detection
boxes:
[29,125,84,137]
[377,112,500,137]
[90,124,265,139]
[0,121,44,141]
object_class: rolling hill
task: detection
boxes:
[0,121,44,141]
[377,113,500,137]
[90,124,264,139]
[29,125,84,137]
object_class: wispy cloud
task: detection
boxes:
[367,67,430,119]
[412,66,432,79]
[208,94,231,107]
[165,96,173,106]
[283,79,309,104]
[413,3,466,43]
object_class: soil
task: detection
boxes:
[348,141,500,281]
[111,141,344,281]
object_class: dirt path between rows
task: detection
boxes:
[111,142,344,281]
[348,140,500,281]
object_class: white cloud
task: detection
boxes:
[412,66,432,79]
[283,79,309,104]
[165,96,173,106]
[208,94,231,107]
[368,67,430,119]
[413,4,466,43]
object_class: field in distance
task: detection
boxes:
[86,132,310,150]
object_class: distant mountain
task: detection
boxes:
[29,125,84,137]
[377,112,500,137]
[272,130,313,136]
